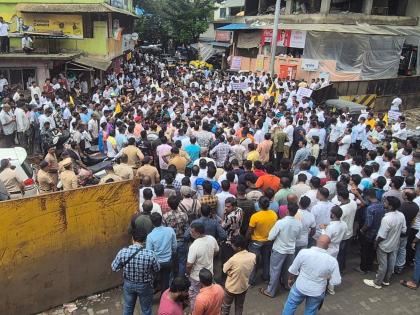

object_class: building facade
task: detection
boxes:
[0,0,137,89]
[215,0,420,81]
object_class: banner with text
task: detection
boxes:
[261,29,307,49]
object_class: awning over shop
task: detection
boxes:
[250,23,420,36]
[217,23,250,30]
[16,3,138,17]
[237,31,260,48]
[210,41,231,48]
[72,56,112,71]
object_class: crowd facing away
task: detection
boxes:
[0,48,420,315]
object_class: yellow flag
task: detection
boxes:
[69,95,74,107]
[115,102,122,114]
[268,83,278,103]
[383,112,389,127]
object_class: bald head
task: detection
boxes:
[316,235,331,250]
[286,193,298,204]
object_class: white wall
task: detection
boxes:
[406,0,420,18]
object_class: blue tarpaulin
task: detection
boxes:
[217,23,250,30]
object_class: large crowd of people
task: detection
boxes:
[0,48,419,314]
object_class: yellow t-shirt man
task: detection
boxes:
[249,210,278,241]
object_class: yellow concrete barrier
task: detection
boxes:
[0,180,139,315]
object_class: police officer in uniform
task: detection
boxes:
[37,160,55,194]
[59,158,78,191]
[0,159,24,199]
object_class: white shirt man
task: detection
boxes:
[21,36,33,49]
[29,84,41,102]
[0,76,8,93]
[312,193,334,239]
[338,131,351,158]
[216,189,234,218]
[14,106,29,133]
[264,210,302,297]
[286,244,341,300]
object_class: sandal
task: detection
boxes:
[400,280,417,290]
[259,287,274,298]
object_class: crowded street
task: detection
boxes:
[1,1,420,315]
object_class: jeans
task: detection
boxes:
[395,237,408,269]
[266,251,294,297]
[248,240,272,285]
[359,234,375,272]
[158,261,172,293]
[282,284,325,315]
[176,241,187,276]
[413,243,420,285]
[221,289,247,315]
[122,280,153,315]
[375,248,397,285]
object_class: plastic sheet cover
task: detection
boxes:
[304,32,405,80]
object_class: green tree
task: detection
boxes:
[135,0,215,44]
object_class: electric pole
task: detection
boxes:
[269,0,281,76]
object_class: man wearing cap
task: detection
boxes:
[37,160,56,194]
[114,154,134,180]
[0,159,24,199]
[44,147,59,186]
[59,158,78,191]
[120,137,144,168]
[99,164,122,184]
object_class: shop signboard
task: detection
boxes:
[231,56,242,70]
[4,13,83,38]
[301,59,319,71]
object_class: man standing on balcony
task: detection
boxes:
[22,33,34,54]
[0,17,10,53]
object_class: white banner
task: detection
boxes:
[231,56,242,70]
[301,59,319,71]
[289,30,307,49]
[297,87,313,98]
[231,82,248,90]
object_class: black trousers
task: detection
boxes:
[359,234,375,272]
[327,142,338,158]
[337,239,350,272]
[0,36,9,53]
[221,242,234,283]
[157,261,172,294]
[4,133,15,147]
[275,151,283,171]
[406,228,419,266]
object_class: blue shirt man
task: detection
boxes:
[185,137,201,168]
[146,213,177,293]
[146,216,177,263]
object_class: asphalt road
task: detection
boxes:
[39,244,420,315]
